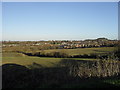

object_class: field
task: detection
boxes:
[2,47,120,88]
[2,53,96,68]
[2,47,115,67]
[43,47,115,55]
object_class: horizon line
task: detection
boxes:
[1,38,118,41]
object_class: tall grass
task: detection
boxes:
[59,57,120,78]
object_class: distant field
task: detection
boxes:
[43,47,115,55]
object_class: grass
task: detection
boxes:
[2,55,97,67]
[43,47,115,55]
[104,79,120,87]
[60,77,120,88]
[2,52,26,57]
[2,47,115,67]
[2,56,61,67]
[2,47,120,88]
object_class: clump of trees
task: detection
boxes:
[20,51,69,58]
[18,50,112,59]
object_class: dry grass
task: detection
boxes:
[59,58,120,78]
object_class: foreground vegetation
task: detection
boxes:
[2,58,120,88]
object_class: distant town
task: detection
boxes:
[2,38,118,50]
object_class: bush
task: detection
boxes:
[59,58,120,78]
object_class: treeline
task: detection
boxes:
[17,51,69,58]
[17,51,110,59]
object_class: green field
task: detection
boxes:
[43,47,115,55]
[2,47,115,67]
[2,53,96,67]
[2,56,61,67]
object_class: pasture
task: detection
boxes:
[2,52,96,68]
[2,47,115,67]
[43,47,115,55]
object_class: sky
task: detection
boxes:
[0,2,1,36]
[2,2,118,41]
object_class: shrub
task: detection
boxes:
[59,58,120,78]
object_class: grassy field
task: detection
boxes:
[2,47,115,67]
[2,53,96,67]
[43,47,115,55]
[2,56,61,67]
